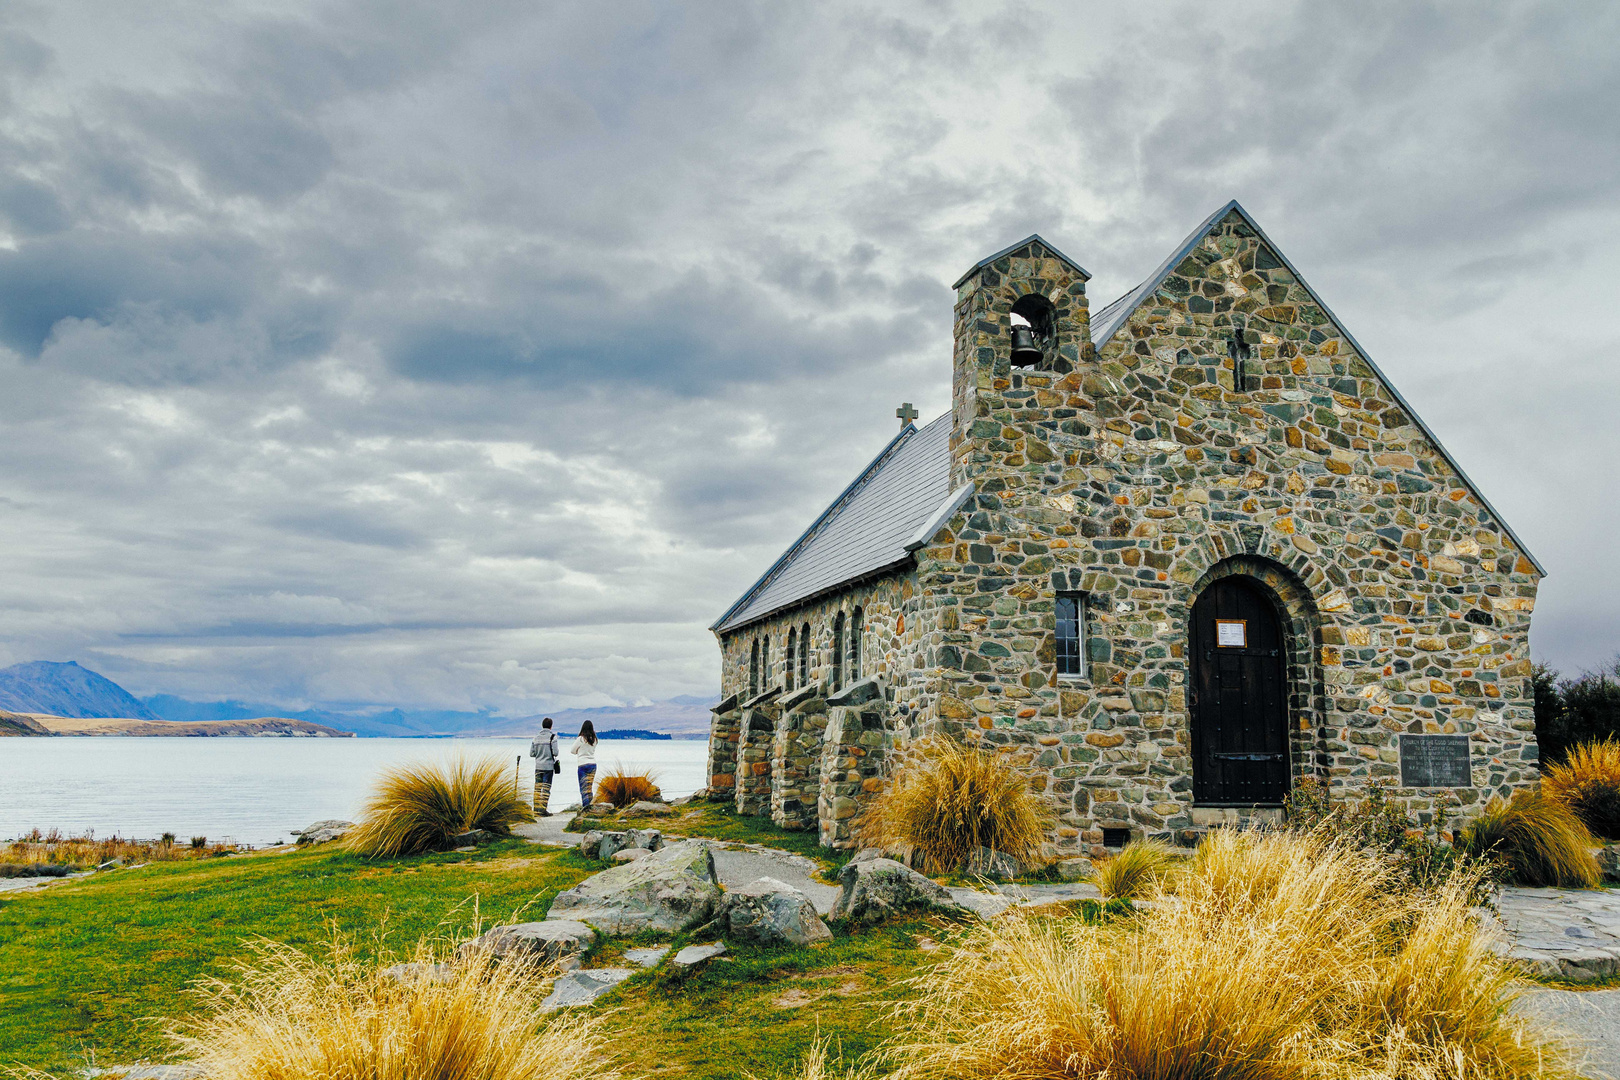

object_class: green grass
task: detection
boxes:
[0,839,595,1074]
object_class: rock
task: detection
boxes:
[382,961,454,984]
[671,942,727,968]
[449,828,498,847]
[596,832,630,860]
[854,842,922,869]
[1596,843,1620,884]
[295,820,355,845]
[457,920,597,967]
[964,847,1022,880]
[548,839,722,934]
[88,1066,206,1080]
[719,877,833,947]
[583,803,615,816]
[611,848,650,864]
[625,828,663,851]
[624,945,671,968]
[830,858,969,925]
[579,830,609,858]
[1055,858,1095,882]
[540,967,635,1011]
[629,800,675,816]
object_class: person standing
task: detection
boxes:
[572,719,599,810]
[529,717,560,817]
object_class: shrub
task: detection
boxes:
[595,768,662,809]
[885,831,1577,1080]
[1095,839,1178,900]
[170,934,614,1080]
[1543,738,1620,840]
[347,755,534,858]
[857,739,1049,874]
[191,836,208,850]
[1283,776,1486,895]
[1459,789,1600,887]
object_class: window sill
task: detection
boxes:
[1056,675,1091,689]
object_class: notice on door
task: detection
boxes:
[1215,620,1247,648]
[1398,734,1472,788]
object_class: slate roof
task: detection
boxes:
[711,412,956,633]
[714,201,1544,634]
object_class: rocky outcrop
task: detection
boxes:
[964,847,1022,880]
[548,839,722,934]
[458,919,597,968]
[718,876,832,946]
[541,967,634,1011]
[829,858,968,924]
[295,820,355,845]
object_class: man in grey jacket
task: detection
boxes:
[529,717,560,817]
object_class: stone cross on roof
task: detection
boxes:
[895,402,918,427]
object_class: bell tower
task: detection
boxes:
[948,235,1092,491]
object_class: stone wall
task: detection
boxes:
[818,677,895,849]
[773,684,828,830]
[705,694,740,798]
[905,215,1539,854]
[735,691,780,816]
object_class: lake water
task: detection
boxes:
[0,737,710,846]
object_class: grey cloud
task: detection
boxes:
[0,0,1611,716]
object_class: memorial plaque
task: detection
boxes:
[1398,734,1472,788]
[1215,620,1247,647]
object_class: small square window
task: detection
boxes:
[1056,592,1085,677]
[1102,828,1131,849]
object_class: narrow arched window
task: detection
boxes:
[831,612,845,690]
[848,607,863,682]
[749,639,759,698]
[1229,331,1251,392]
[785,627,797,691]
[762,634,771,689]
[799,622,810,689]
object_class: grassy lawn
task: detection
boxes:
[0,839,595,1074]
[576,802,853,876]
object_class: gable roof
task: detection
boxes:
[1089,199,1546,576]
[711,412,956,634]
[952,233,1091,289]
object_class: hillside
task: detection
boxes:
[0,711,52,736]
[0,661,163,721]
[15,713,353,737]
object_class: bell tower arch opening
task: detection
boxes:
[1009,293,1057,368]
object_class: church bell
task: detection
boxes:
[1009,323,1042,366]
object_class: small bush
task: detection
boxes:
[595,768,662,809]
[160,831,176,846]
[1095,839,1178,900]
[1459,789,1600,887]
[885,831,1578,1080]
[1543,738,1620,840]
[170,934,614,1080]
[347,755,534,858]
[191,836,208,850]
[857,738,1050,874]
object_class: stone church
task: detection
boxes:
[706,201,1543,855]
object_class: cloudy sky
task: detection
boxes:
[0,1,1615,716]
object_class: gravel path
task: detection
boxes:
[1516,988,1620,1079]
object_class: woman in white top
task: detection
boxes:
[572,720,599,810]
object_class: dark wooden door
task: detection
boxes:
[1190,577,1289,804]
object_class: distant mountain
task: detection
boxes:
[142,696,479,738]
[461,695,718,738]
[0,661,164,721]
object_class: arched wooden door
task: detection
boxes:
[1190,576,1290,804]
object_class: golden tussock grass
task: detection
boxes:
[169,935,614,1080]
[1543,738,1620,841]
[1459,789,1600,887]
[857,738,1050,874]
[1094,839,1179,900]
[883,829,1578,1080]
[595,768,663,809]
[347,755,534,858]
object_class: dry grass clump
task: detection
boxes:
[1543,738,1620,840]
[858,739,1050,874]
[170,935,613,1080]
[1458,789,1600,887]
[1094,838,1179,899]
[595,768,663,809]
[4,827,236,868]
[884,830,1578,1080]
[347,755,534,858]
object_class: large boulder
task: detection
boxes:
[720,877,832,946]
[830,858,969,925]
[624,828,663,851]
[457,920,597,967]
[964,847,1022,881]
[295,820,354,845]
[548,839,722,934]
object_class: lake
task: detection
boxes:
[0,737,710,846]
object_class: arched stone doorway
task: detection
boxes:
[1189,575,1291,805]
